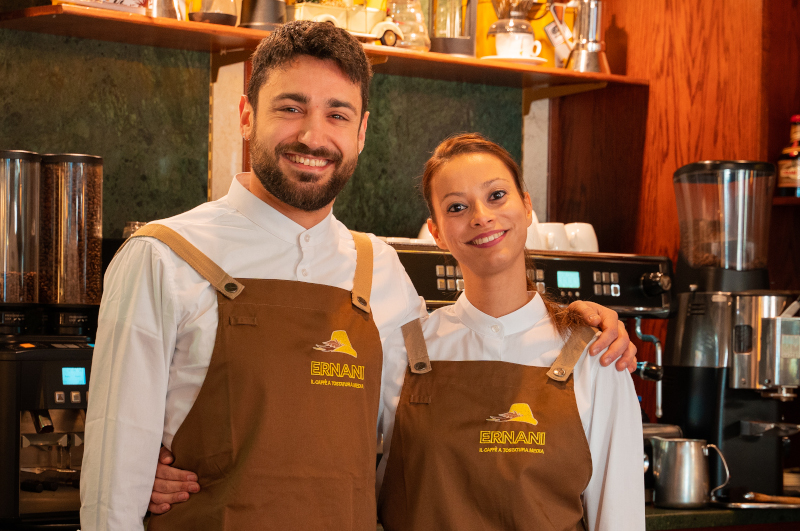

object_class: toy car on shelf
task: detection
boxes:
[287,0,404,46]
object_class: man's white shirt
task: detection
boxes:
[379,292,645,531]
[80,174,423,530]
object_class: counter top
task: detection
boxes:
[644,505,800,530]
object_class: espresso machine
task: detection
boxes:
[663,161,800,504]
[0,150,98,528]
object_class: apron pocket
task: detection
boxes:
[223,476,356,530]
[409,395,431,404]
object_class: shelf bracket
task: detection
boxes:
[523,82,608,114]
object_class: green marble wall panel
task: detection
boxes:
[0,28,209,238]
[334,72,522,237]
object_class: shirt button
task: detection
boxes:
[301,269,308,277]
[304,234,310,242]
[491,325,500,333]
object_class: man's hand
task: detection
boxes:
[149,446,200,514]
[568,300,637,372]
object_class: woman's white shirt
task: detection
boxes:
[379,292,645,531]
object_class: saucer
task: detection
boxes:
[480,55,547,65]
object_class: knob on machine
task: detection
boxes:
[641,272,672,297]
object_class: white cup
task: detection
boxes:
[495,33,542,58]
[537,223,571,251]
[525,210,542,249]
[565,222,599,252]
[417,222,435,241]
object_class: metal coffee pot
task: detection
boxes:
[651,437,731,508]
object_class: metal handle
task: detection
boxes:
[705,443,731,500]
[548,2,575,51]
[634,317,663,418]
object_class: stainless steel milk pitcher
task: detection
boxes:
[651,437,731,508]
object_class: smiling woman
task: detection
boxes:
[421,133,579,335]
[377,133,645,531]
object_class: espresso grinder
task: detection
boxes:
[0,150,97,529]
[662,161,800,504]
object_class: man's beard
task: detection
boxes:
[250,133,358,212]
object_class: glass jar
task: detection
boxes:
[388,0,431,51]
[0,150,41,304]
[40,154,103,305]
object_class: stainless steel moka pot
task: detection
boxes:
[550,0,610,73]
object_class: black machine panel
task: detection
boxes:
[388,241,673,317]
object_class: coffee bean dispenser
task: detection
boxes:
[39,154,102,338]
[0,150,41,335]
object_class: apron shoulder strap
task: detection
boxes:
[547,326,599,382]
[401,318,432,374]
[118,224,244,300]
[349,231,373,314]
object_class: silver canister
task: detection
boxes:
[565,0,610,73]
[651,437,730,509]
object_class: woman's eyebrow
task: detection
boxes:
[442,178,505,200]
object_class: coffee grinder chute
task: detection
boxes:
[663,160,800,503]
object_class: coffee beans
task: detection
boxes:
[40,155,103,304]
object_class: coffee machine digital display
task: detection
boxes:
[663,160,800,504]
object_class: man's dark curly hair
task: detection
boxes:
[247,21,373,117]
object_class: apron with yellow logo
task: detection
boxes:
[129,225,383,531]
[379,321,596,531]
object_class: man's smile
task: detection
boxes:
[284,153,333,169]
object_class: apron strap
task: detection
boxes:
[547,326,599,382]
[118,224,244,300]
[401,318,432,374]
[349,231,373,314]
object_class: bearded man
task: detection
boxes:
[80,21,635,531]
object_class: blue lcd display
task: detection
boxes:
[62,367,86,386]
[556,271,581,289]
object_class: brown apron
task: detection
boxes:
[379,320,596,531]
[129,224,383,530]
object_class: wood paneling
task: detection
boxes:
[548,84,649,253]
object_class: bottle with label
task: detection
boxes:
[777,114,800,197]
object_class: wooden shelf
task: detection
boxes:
[0,4,649,91]
[774,196,800,206]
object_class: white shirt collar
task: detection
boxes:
[453,291,548,338]
[226,173,338,247]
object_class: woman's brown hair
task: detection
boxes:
[421,133,580,337]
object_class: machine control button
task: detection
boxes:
[536,282,546,294]
[611,284,621,297]
[437,279,446,290]
[603,285,611,296]
[641,272,672,296]
[70,391,81,403]
[560,290,566,297]
[593,271,602,283]
[435,265,445,277]
[567,291,573,297]
[54,392,65,404]
[575,291,580,297]
[456,279,465,291]
[455,266,462,278]
[447,279,456,291]
[536,269,545,281]
[594,285,603,296]
[610,272,619,284]
[601,272,611,283]
[446,265,456,277]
